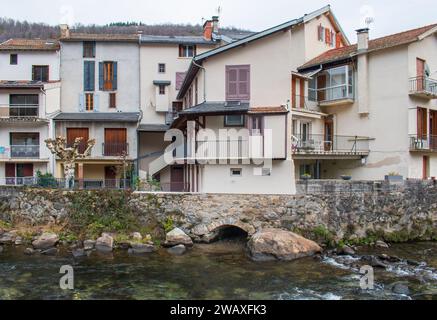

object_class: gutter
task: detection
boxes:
[192,60,206,102]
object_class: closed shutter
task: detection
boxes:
[335,33,342,48]
[112,62,118,90]
[176,72,186,90]
[78,93,85,112]
[226,65,250,101]
[99,62,104,90]
[94,94,100,112]
[84,61,95,91]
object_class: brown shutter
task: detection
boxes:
[335,33,342,48]
[299,78,305,109]
[23,164,33,177]
[179,45,183,57]
[5,163,15,178]
[226,65,250,101]
[291,76,296,108]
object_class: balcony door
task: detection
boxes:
[5,163,33,185]
[324,118,334,151]
[104,128,127,156]
[67,128,89,154]
[417,58,426,91]
[170,166,184,192]
[430,110,437,150]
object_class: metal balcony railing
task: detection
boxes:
[10,145,40,158]
[102,142,129,156]
[0,104,39,118]
[409,76,437,97]
[292,134,369,155]
[409,134,437,151]
[309,85,354,104]
[291,96,322,112]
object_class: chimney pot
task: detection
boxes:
[60,24,70,38]
[356,28,369,51]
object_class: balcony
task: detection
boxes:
[9,145,40,158]
[291,96,322,114]
[409,135,437,152]
[102,142,129,157]
[309,85,354,107]
[0,104,40,121]
[292,134,369,159]
[409,77,437,99]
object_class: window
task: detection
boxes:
[230,168,242,177]
[83,41,96,58]
[176,72,187,90]
[226,65,250,101]
[225,115,245,127]
[179,45,196,58]
[99,61,117,91]
[85,93,94,111]
[84,61,95,91]
[32,65,49,82]
[10,54,17,65]
[159,85,166,95]
[9,94,39,117]
[251,116,263,135]
[309,65,354,102]
[158,63,166,73]
[109,93,116,108]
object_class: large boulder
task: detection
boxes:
[95,234,114,253]
[167,244,187,256]
[128,243,155,255]
[32,232,59,250]
[0,232,16,245]
[247,228,322,262]
[164,228,193,247]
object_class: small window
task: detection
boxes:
[83,41,96,58]
[109,93,116,108]
[179,45,196,58]
[224,115,245,127]
[158,63,166,73]
[230,168,242,177]
[32,65,49,82]
[10,54,18,65]
[85,93,94,111]
[159,85,166,95]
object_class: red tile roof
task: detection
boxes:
[300,24,437,70]
[248,106,289,114]
[0,39,60,51]
[61,33,139,42]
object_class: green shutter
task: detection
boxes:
[84,61,95,91]
[99,62,104,91]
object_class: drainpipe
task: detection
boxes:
[192,60,206,102]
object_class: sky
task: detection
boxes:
[2,0,436,42]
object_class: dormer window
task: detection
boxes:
[83,41,96,58]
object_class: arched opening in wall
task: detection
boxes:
[208,225,249,243]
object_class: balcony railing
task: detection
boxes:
[409,77,437,98]
[409,135,437,151]
[0,177,132,189]
[102,142,129,156]
[10,145,40,158]
[292,134,369,155]
[309,85,354,105]
[291,96,322,113]
[0,105,39,119]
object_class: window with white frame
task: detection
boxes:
[309,65,354,102]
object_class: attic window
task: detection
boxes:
[10,54,18,65]
[230,168,242,177]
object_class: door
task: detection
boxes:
[5,163,15,185]
[324,118,334,151]
[170,166,184,192]
[417,58,426,91]
[430,110,437,150]
[105,166,117,188]
[104,128,127,156]
[417,107,428,148]
[67,128,89,154]
[423,156,430,180]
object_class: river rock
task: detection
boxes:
[14,236,23,246]
[361,255,388,268]
[96,234,114,253]
[24,248,35,255]
[167,244,187,255]
[0,246,3,253]
[0,232,16,244]
[392,283,410,295]
[247,228,322,262]
[164,228,193,247]
[376,240,390,248]
[128,243,155,255]
[32,232,59,250]
[83,240,96,251]
[72,248,86,258]
[338,245,355,256]
[41,247,58,256]
[130,232,142,241]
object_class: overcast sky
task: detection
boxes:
[3,0,436,42]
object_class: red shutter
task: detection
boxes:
[336,33,342,48]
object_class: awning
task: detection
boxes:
[153,80,171,86]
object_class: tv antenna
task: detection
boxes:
[216,6,222,17]
[365,17,375,28]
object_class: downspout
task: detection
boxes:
[192,60,206,102]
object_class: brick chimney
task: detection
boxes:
[356,28,369,52]
[203,20,213,41]
[60,24,70,38]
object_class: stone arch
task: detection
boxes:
[192,218,256,243]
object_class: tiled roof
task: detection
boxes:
[53,112,140,122]
[179,101,250,116]
[300,24,437,70]
[140,35,217,45]
[0,80,60,88]
[60,33,139,42]
[248,106,289,114]
[0,39,59,51]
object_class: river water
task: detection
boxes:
[1,241,437,300]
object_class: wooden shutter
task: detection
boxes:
[5,163,15,178]
[67,128,89,153]
[112,62,118,90]
[94,94,100,112]
[299,78,305,108]
[238,66,250,101]
[317,75,326,102]
[84,61,95,91]
[179,45,184,57]
[291,76,296,108]
[78,93,85,112]
[417,107,427,138]
[109,93,116,108]
[335,33,342,48]
[226,65,250,101]
[99,62,104,90]
[22,164,33,177]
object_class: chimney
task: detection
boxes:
[356,28,369,51]
[60,24,70,38]
[203,20,213,41]
[212,16,220,34]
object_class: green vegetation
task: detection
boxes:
[36,171,57,188]
[163,217,174,233]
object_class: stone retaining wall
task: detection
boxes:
[1,181,437,243]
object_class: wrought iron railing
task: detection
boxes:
[409,134,437,151]
[0,104,39,118]
[10,145,40,158]
[292,134,369,154]
[409,76,437,96]
[102,142,129,156]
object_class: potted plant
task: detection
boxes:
[300,173,312,181]
[385,172,403,182]
[340,175,352,181]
